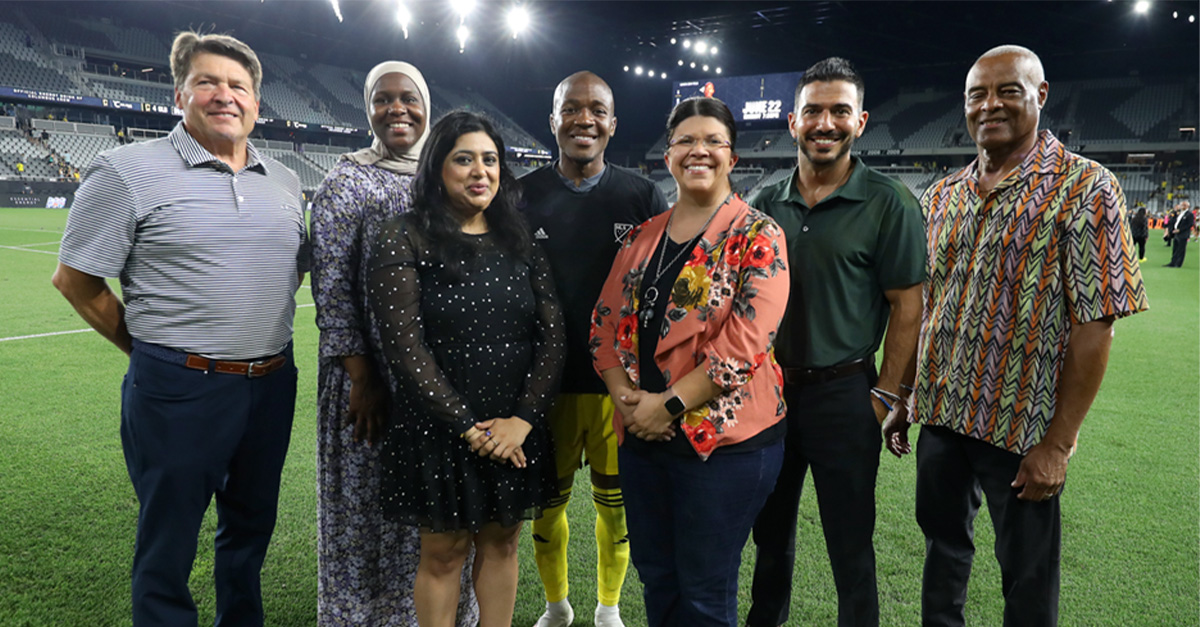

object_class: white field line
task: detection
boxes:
[0,227,64,234]
[0,244,57,255]
[0,304,315,343]
[18,241,62,248]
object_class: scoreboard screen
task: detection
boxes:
[672,71,804,126]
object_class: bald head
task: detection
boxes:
[964,45,1049,156]
[970,45,1045,87]
[549,71,617,179]
[553,71,614,113]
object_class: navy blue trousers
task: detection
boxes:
[915,425,1061,627]
[121,342,296,627]
[748,371,882,627]
[620,439,783,627]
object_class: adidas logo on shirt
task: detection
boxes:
[534,227,549,240]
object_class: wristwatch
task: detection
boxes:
[664,389,686,417]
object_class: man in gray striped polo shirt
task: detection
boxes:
[52,31,307,627]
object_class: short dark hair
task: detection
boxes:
[409,110,531,278]
[170,31,262,100]
[796,56,865,109]
[665,97,738,152]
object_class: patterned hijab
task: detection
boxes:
[344,61,431,175]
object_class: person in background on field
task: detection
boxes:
[311,61,478,626]
[52,31,308,626]
[591,97,790,627]
[884,45,1148,627]
[1165,198,1193,267]
[1129,204,1148,262]
[520,70,668,627]
[370,111,564,627]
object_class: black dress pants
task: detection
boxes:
[747,371,881,627]
[915,425,1061,627]
[1170,234,1189,267]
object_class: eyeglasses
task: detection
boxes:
[667,136,732,151]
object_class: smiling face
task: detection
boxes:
[369,72,426,155]
[441,131,500,221]
[665,114,738,200]
[788,79,867,169]
[175,52,258,155]
[550,73,616,172]
[964,52,1047,154]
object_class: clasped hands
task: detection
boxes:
[463,416,531,468]
[610,385,677,442]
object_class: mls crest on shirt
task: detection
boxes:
[613,222,634,243]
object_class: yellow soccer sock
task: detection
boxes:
[532,488,571,603]
[592,483,629,606]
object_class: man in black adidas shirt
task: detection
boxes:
[521,71,667,627]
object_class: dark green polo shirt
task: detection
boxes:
[748,156,926,368]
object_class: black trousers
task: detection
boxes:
[747,371,881,627]
[1170,235,1189,267]
[915,426,1061,627]
[1133,236,1146,260]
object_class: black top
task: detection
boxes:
[1129,211,1148,239]
[368,217,564,532]
[520,163,668,393]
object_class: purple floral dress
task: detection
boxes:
[312,158,478,626]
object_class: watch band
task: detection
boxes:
[664,389,686,417]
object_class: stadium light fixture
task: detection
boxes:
[507,5,530,38]
[689,61,696,68]
[682,39,691,49]
[450,0,475,19]
[703,64,709,72]
[635,66,644,75]
[396,2,411,39]
[647,68,654,77]
[624,65,630,72]
[456,24,469,52]
[670,37,677,45]
[1173,10,1179,18]
[711,46,718,55]
[678,59,684,66]
[1191,14,1196,22]
[1134,1,1150,14]
[716,67,722,74]
[329,0,344,22]
[695,40,708,54]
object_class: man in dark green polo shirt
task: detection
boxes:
[745,57,926,627]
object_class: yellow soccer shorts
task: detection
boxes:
[531,393,629,606]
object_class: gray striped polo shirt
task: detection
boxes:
[59,122,309,360]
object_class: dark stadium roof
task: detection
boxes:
[40,0,1200,150]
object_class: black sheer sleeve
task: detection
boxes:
[368,218,478,434]
[512,243,567,425]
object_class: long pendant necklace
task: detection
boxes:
[639,194,731,326]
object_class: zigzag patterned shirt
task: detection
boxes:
[914,130,1148,454]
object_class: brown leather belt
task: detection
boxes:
[783,357,873,386]
[184,354,288,378]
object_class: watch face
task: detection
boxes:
[665,395,686,417]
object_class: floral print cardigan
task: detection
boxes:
[590,195,790,460]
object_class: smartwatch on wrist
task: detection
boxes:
[664,389,687,417]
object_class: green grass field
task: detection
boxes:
[1,207,1196,626]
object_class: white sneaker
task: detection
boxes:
[594,603,625,627]
[533,599,574,627]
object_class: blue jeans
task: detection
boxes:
[620,439,783,627]
[121,341,297,627]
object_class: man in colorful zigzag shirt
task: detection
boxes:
[883,45,1148,626]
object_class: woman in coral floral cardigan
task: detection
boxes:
[590,97,790,627]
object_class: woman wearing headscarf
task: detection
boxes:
[312,61,477,626]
